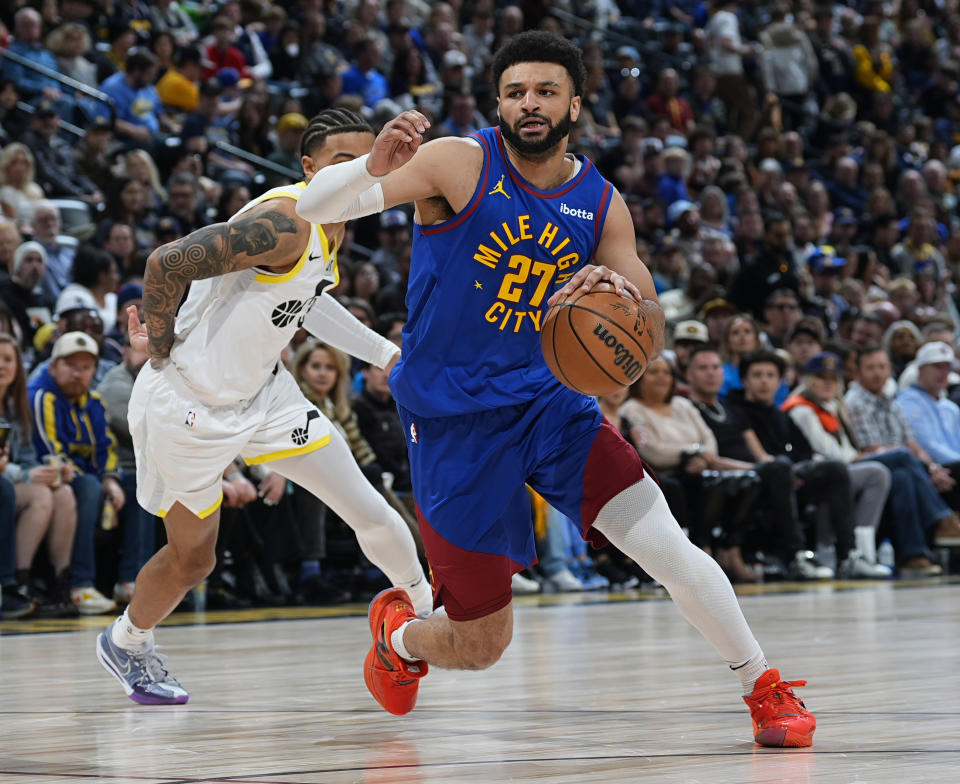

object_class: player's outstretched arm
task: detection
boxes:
[143,203,305,365]
[296,110,479,225]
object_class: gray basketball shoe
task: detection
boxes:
[96,620,189,705]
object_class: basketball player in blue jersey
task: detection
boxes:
[95,110,433,706]
[298,33,816,747]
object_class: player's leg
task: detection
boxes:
[96,502,218,705]
[266,425,431,617]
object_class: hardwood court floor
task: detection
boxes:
[1,579,959,783]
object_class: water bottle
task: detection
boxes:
[877,539,895,569]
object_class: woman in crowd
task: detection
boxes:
[102,175,157,248]
[882,320,922,379]
[720,314,789,402]
[123,151,167,213]
[0,333,77,616]
[621,357,763,582]
[0,144,45,229]
[47,22,97,88]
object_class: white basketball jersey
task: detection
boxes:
[169,183,338,406]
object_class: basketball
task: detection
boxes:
[540,281,655,396]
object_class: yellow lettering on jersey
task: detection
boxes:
[489,230,508,251]
[511,311,527,332]
[528,310,542,331]
[517,214,532,240]
[550,236,571,256]
[498,306,514,330]
[557,252,580,270]
[485,301,506,322]
[473,244,502,269]
[502,221,520,246]
[538,222,559,249]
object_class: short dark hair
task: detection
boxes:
[739,348,785,378]
[856,343,888,367]
[764,287,799,308]
[72,244,115,288]
[687,343,722,364]
[125,48,158,74]
[300,109,373,159]
[491,31,586,98]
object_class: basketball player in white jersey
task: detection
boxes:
[96,110,432,705]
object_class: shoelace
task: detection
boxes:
[130,646,174,685]
[756,678,808,710]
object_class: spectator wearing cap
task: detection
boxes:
[203,16,250,81]
[700,296,738,345]
[370,210,411,286]
[785,318,825,375]
[882,320,922,380]
[180,78,231,158]
[76,117,115,194]
[97,50,164,148]
[668,199,706,269]
[807,245,850,325]
[27,331,124,614]
[156,45,205,113]
[439,48,470,95]
[5,8,64,104]
[670,319,708,384]
[342,36,390,109]
[0,241,54,346]
[21,103,103,204]
[896,342,960,470]
[266,113,309,186]
[728,212,799,318]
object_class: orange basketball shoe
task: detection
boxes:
[364,588,428,715]
[743,669,816,747]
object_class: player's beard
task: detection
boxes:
[499,112,571,156]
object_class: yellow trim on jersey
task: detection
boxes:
[249,182,332,285]
[156,491,223,521]
[243,434,331,466]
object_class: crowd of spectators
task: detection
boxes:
[3,0,960,616]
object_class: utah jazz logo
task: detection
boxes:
[488,175,511,199]
[291,409,321,446]
[271,297,316,329]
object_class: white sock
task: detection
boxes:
[730,648,769,695]
[111,608,154,650]
[390,619,419,663]
[402,575,434,618]
[593,480,766,695]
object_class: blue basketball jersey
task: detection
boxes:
[390,126,616,417]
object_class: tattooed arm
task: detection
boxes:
[143,200,305,364]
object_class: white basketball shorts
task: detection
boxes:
[129,360,331,519]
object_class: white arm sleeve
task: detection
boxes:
[302,293,399,369]
[295,154,386,224]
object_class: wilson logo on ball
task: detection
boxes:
[592,323,645,381]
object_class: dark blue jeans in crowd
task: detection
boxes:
[118,473,154,583]
[862,448,951,562]
[0,476,17,586]
[70,474,102,588]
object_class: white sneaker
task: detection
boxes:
[837,551,893,579]
[789,551,834,580]
[511,572,541,595]
[71,586,117,615]
[113,582,135,604]
[545,568,583,592]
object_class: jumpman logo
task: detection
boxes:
[488,175,511,199]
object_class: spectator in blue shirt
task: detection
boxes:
[5,8,62,102]
[897,342,960,476]
[98,50,162,148]
[341,36,390,108]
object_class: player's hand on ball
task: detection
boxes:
[127,305,149,355]
[367,111,430,177]
[547,264,643,306]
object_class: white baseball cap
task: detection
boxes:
[51,331,99,360]
[915,341,955,367]
[673,320,709,344]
